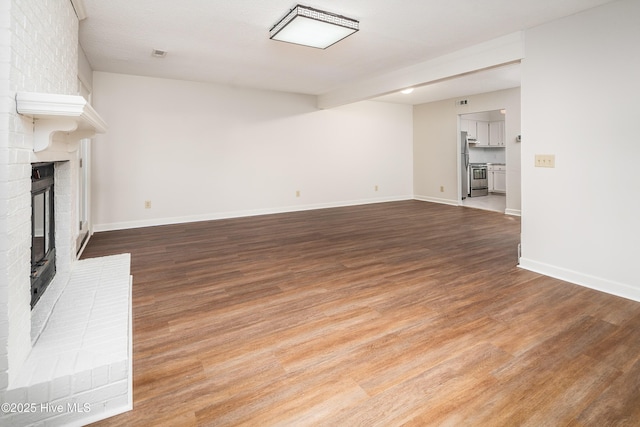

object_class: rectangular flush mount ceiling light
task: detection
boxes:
[269,4,359,49]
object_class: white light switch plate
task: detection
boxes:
[535,154,555,168]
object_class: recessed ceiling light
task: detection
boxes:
[401,88,414,94]
[151,49,167,58]
[269,4,359,49]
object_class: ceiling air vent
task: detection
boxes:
[151,49,167,58]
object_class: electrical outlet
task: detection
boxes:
[440,185,444,192]
[535,154,555,168]
[375,185,379,192]
[296,190,300,197]
[144,200,151,209]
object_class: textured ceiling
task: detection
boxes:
[79,0,616,104]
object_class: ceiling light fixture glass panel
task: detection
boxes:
[270,5,359,49]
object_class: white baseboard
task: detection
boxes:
[93,196,413,232]
[414,195,521,216]
[519,257,640,303]
[413,195,459,207]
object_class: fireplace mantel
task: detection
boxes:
[16,92,107,152]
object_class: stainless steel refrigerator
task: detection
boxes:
[461,131,469,199]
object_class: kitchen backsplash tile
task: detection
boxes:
[469,147,506,164]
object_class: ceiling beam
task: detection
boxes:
[317,31,525,109]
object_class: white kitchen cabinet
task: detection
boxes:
[461,119,477,140]
[494,169,506,192]
[489,121,505,146]
[475,121,489,145]
[488,164,506,193]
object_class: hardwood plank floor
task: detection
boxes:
[82,200,640,426]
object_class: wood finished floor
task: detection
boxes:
[82,200,640,426]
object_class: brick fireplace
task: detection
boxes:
[1,1,132,425]
[0,91,133,426]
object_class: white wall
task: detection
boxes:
[520,0,640,299]
[91,72,413,231]
[413,87,521,214]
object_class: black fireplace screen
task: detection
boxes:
[31,163,56,308]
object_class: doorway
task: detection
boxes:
[76,78,91,254]
[459,109,506,213]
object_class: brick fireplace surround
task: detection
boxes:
[1,0,132,425]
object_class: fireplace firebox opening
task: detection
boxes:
[31,162,56,309]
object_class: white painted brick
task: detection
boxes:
[27,381,49,404]
[7,177,29,199]
[0,372,8,392]
[109,360,128,383]
[0,233,9,257]
[52,352,76,379]
[44,412,83,427]
[0,347,7,371]
[72,370,91,394]
[9,254,132,425]
[4,385,28,403]
[0,151,8,173]
[75,380,129,407]
[1,1,130,424]
[0,45,9,62]
[49,375,71,401]
[6,408,46,426]
[91,365,109,388]
[29,355,58,384]
[3,413,23,427]
[104,393,131,413]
